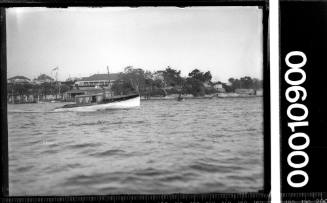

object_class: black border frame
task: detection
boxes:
[0,1,270,202]
[280,0,327,198]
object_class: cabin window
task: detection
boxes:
[91,96,96,103]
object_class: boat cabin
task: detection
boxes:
[75,93,105,104]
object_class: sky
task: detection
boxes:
[6,7,263,82]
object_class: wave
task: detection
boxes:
[70,120,145,127]
[158,173,195,182]
[67,142,102,149]
[15,165,34,173]
[188,162,244,173]
[90,149,126,158]
[61,172,122,186]
[70,120,123,127]
[134,167,171,177]
[9,98,264,194]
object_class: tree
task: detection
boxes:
[60,84,71,94]
[240,76,253,89]
[122,66,146,93]
[227,76,263,91]
[162,66,182,87]
[203,71,212,82]
[188,69,201,80]
[184,78,205,97]
[252,78,263,90]
[111,79,135,95]
[112,66,158,96]
[186,69,213,96]
[188,69,212,83]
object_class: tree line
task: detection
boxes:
[111,66,263,97]
[7,66,263,99]
[7,82,72,100]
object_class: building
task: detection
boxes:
[34,74,55,84]
[7,76,31,84]
[213,83,226,93]
[63,89,86,101]
[74,73,120,89]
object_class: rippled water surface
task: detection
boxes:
[8,97,263,195]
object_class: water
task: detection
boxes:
[8,97,264,195]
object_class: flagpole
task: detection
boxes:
[57,67,60,99]
[107,66,112,97]
[52,66,60,99]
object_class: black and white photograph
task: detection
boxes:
[6,6,265,195]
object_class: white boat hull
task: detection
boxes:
[54,96,140,112]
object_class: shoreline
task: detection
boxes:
[7,94,263,104]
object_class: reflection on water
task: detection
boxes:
[8,97,263,195]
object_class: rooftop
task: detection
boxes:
[8,76,31,81]
[35,74,54,81]
[79,73,120,81]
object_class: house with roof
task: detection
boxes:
[213,82,226,93]
[7,76,31,84]
[74,73,120,89]
[33,74,55,84]
[7,76,35,103]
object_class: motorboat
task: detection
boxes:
[54,93,140,112]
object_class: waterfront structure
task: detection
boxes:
[63,89,85,101]
[7,76,34,103]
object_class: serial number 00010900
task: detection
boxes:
[284,51,310,188]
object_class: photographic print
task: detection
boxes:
[6,6,265,195]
